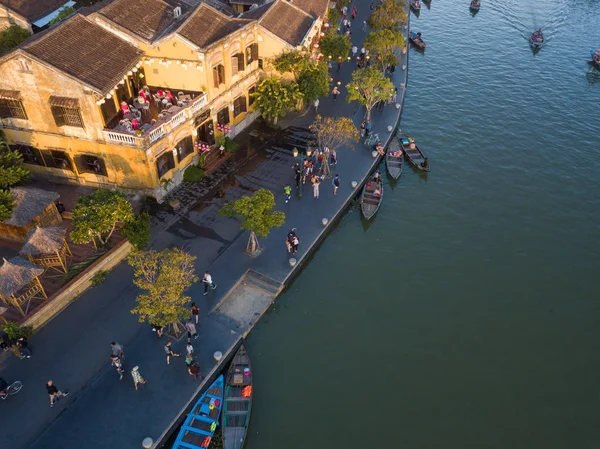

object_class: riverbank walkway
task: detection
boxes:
[0,6,411,449]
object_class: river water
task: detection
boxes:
[245,1,600,448]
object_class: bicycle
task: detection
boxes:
[364,132,380,147]
[0,380,23,400]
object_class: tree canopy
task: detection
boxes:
[364,29,405,73]
[346,67,395,119]
[70,189,134,247]
[220,189,285,254]
[298,63,330,103]
[310,115,359,152]
[0,25,30,56]
[272,50,311,81]
[0,138,29,221]
[128,248,198,334]
[367,0,407,32]
[251,77,303,124]
[320,31,352,62]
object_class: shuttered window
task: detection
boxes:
[231,53,244,76]
[41,149,74,171]
[217,107,230,126]
[49,96,84,128]
[176,136,194,162]
[156,151,175,178]
[233,96,247,117]
[248,85,256,106]
[10,144,42,166]
[75,155,107,176]
[0,90,27,119]
[246,44,259,64]
[212,64,225,88]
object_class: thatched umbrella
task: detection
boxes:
[0,256,47,316]
[20,226,72,273]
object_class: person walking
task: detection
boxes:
[342,18,348,28]
[188,361,202,380]
[284,184,292,203]
[330,149,337,166]
[351,5,357,19]
[365,121,371,136]
[360,47,366,60]
[152,324,163,337]
[110,341,124,360]
[46,380,69,408]
[110,354,125,380]
[291,235,299,255]
[312,176,320,199]
[314,98,319,112]
[333,174,341,196]
[341,5,348,17]
[131,366,147,390]
[190,302,199,324]
[351,45,358,57]
[331,86,340,101]
[16,337,31,359]
[164,341,180,365]
[363,20,367,31]
[185,320,198,340]
[186,342,194,356]
[294,163,302,190]
[202,271,217,296]
[360,120,366,137]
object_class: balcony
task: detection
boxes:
[102,87,208,149]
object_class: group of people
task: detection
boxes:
[286,228,300,255]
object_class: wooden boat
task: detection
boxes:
[410,0,421,10]
[529,29,544,49]
[361,172,383,220]
[385,137,404,180]
[469,0,480,11]
[398,132,430,172]
[591,48,600,69]
[409,32,426,50]
[173,375,224,449]
[222,345,252,449]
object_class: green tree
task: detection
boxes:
[367,0,407,31]
[346,67,395,120]
[0,25,30,56]
[48,6,75,26]
[128,248,198,336]
[310,115,359,178]
[251,78,303,125]
[320,31,352,62]
[0,189,14,221]
[70,189,134,247]
[364,29,405,73]
[298,63,330,104]
[272,50,310,81]
[220,189,285,255]
[122,212,151,249]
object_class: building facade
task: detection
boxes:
[0,0,328,200]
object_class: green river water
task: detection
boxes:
[245,1,600,448]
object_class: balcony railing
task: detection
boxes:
[102,93,208,149]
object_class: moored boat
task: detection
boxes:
[410,0,421,10]
[469,0,480,11]
[385,137,404,180]
[409,31,426,50]
[398,131,430,172]
[222,345,252,449]
[591,48,600,69]
[361,172,383,220]
[173,375,224,449]
[529,29,544,49]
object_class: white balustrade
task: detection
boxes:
[149,124,165,144]
[190,94,208,114]
[169,109,188,128]
[103,130,138,145]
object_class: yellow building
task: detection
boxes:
[0,0,328,201]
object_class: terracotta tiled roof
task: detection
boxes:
[99,0,189,42]
[178,3,245,48]
[0,0,69,21]
[260,0,312,46]
[24,15,143,94]
[294,0,329,18]
[240,1,273,20]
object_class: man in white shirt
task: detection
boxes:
[202,271,217,296]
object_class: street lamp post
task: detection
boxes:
[292,147,313,198]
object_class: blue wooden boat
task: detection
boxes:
[591,48,600,69]
[529,29,544,49]
[409,32,426,51]
[222,345,252,449]
[173,375,224,449]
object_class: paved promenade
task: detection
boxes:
[0,7,410,449]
